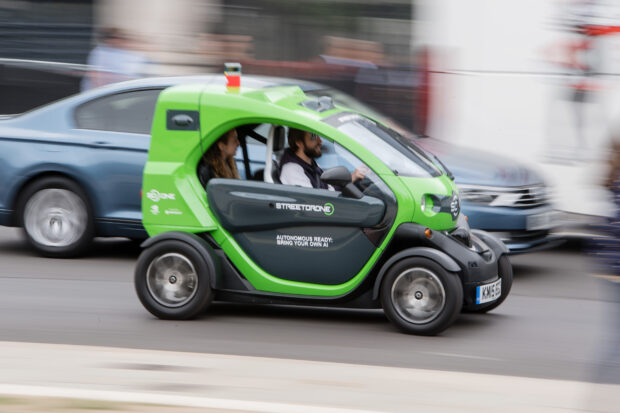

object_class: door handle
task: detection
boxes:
[172,114,194,127]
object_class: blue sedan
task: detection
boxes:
[0,74,561,257]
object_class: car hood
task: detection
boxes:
[414,138,544,187]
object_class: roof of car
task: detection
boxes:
[86,74,327,95]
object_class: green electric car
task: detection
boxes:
[134,82,513,335]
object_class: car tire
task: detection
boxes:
[380,257,463,336]
[468,255,513,313]
[18,177,94,258]
[134,240,214,320]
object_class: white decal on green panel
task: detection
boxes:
[276,234,334,248]
[164,209,183,215]
[274,202,334,216]
[146,189,176,202]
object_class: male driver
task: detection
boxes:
[279,128,364,189]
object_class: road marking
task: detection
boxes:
[1,341,618,412]
[0,384,379,413]
[422,352,502,361]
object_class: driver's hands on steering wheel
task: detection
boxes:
[352,165,369,182]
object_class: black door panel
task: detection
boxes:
[207,179,385,232]
[234,226,375,284]
[207,179,386,285]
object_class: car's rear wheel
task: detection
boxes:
[134,240,214,320]
[381,257,463,335]
[468,255,513,313]
[18,177,94,258]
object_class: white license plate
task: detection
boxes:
[526,211,555,230]
[476,279,502,304]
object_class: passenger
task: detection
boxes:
[198,129,240,186]
[279,128,364,189]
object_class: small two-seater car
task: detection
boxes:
[134,80,513,335]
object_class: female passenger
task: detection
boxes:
[198,129,240,187]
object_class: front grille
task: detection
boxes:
[510,186,548,208]
[459,184,548,208]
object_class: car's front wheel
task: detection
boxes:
[18,177,94,258]
[381,257,463,335]
[134,240,214,320]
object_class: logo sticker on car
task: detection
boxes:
[165,209,183,215]
[274,202,334,216]
[146,190,176,203]
[450,194,460,220]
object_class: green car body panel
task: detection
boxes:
[142,83,459,297]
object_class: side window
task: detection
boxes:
[199,123,274,188]
[74,89,162,134]
[317,138,395,203]
[236,134,267,179]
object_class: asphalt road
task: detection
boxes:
[0,226,618,385]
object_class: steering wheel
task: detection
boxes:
[354,177,375,194]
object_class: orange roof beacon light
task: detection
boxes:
[225,62,241,88]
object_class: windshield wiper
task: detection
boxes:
[431,154,455,181]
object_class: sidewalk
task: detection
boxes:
[0,341,617,413]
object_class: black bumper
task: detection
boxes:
[391,223,505,310]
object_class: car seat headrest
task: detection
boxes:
[273,126,286,151]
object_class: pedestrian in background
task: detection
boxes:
[588,136,620,388]
[594,138,620,281]
[81,27,151,91]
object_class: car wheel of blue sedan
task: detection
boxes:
[18,177,94,258]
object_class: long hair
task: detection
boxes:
[204,130,240,179]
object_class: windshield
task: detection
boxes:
[307,88,384,119]
[325,113,442,178]
[306,88,415,138]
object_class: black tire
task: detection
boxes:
[17,177,94,258]
[134,240,214,320]
[468,255,513,313]
[380,257,463,336]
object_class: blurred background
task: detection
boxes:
[0,0,417,129]
[1,0,619,219]
[0,1,619,411]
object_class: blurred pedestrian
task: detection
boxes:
[81,27,151,91]
[592,138,620,281]
[545,1,620,162]
[588,136,620,388]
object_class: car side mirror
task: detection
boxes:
[321,166,364,199]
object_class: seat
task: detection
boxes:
[265,125,286,184]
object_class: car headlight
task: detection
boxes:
[421,193,460,220]
[421,194,441,215]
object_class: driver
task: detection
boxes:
[279,128,364,189]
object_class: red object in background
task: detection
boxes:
[413,47,431,136]
[581,24,620,37]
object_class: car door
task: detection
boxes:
[207,132,397,286]
[70,89,161,228]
